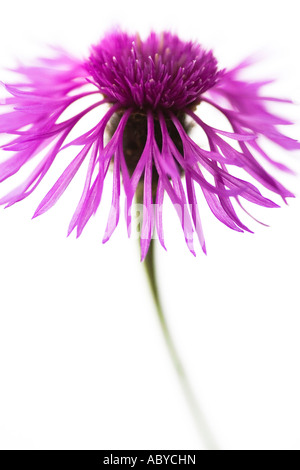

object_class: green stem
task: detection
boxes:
[143,239,218,451]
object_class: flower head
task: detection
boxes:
[0,31,299,259]
[86,31,221,110]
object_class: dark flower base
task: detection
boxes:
[108,110,189,191]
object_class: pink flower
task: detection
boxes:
[0,31,299,259]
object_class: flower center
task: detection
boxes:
[86,31,221,111]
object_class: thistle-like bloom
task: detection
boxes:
[0,31,299,259]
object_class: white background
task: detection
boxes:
[0,0,300,450]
